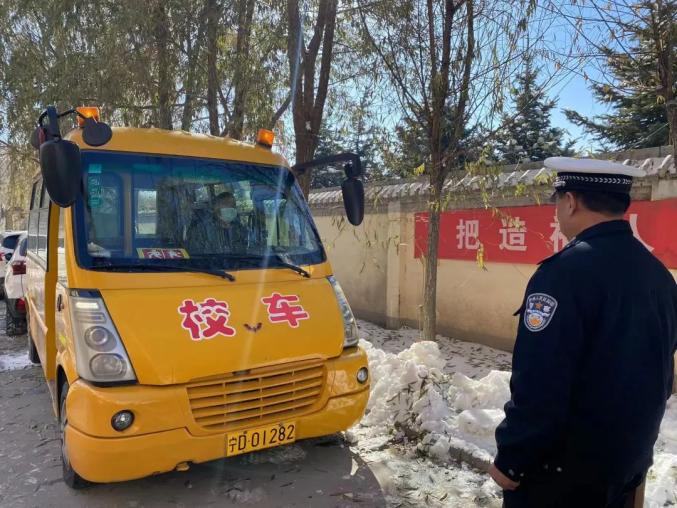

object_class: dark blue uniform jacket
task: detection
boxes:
[495,220,677,484]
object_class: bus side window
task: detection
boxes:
[29,181,38,210]
[28,180,42,255]
[37,185,50,262]
[135,189,157,237]
[57,210,66,284]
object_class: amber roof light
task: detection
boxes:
[76,106,100,127]
[256,129,275,148]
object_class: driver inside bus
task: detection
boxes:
[186,191,247,255]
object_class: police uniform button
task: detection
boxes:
[508,469,515,476]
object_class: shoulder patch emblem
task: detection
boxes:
[524,293,558,332]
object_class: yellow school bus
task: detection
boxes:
[26,106,369,487]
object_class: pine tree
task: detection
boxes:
[385,106,481,178]
[564,1,676,150]
[493,59,574,163]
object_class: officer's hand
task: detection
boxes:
[489,463,520,491]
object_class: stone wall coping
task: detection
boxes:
[309,154,675,209]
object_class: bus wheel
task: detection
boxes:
[26,317,40,364]
[59,382,89,489]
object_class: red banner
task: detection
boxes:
[414,199,677,268]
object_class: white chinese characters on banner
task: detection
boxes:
[499,217,527,251]
[628,214,654,251]
[549,216,569,253]
[456,219,480,250]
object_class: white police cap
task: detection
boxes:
[544,157,644,194]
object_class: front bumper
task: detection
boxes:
[64,347,369,483]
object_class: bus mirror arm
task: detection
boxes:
[291,152,362,178]
[292,153,365,226]
[33,106,83,208]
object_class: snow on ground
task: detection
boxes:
[0,351,33,372]
[646,396,677,507]
[352,319,677,507]
[349,320,508,507]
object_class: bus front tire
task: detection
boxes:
[59,382,89,489]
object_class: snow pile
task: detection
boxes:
[359,338,507,463]
[645,395,677,507]
[360,339,450,439]
[457,409,505,438]
[355,321,676,506]
[449,370,511,411]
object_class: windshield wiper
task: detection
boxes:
[219,254,311,278]
[268,255,311,278]
[90,262,236,281]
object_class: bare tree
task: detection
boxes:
[206,0,221,135]
[153,0,174,130]
[228,0,257,139]
[181,3,209,131]
[360,0,540,340]
[287,0,339,197]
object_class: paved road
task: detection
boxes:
[0,303,387,508]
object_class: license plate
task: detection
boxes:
[225,422,296,457]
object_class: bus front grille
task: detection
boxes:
[186,359,326,432]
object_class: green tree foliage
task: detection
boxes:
[563,1,676,150]
[383,106,483,178]
[0,0,287,143]
[312,89,390,188]
[0,0,288,226]
[492,58,575,163]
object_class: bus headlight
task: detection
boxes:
[90,354,127,378]
[328,276,359,348]
[69,290,137,383]
[84,326,116,351]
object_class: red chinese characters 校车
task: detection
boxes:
[178,298,237,340]
[261,292,310,328]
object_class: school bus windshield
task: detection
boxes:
[73,151,325,271]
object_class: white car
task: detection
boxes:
[3,233,27,335]
[0,230,27,299]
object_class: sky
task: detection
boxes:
[549,71,607,154]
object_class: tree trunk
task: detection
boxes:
[294,132,317,196]
[228,0,255,139]
[287,0,338,198]
[668,104,677,155]
[154,1,173,130]
[181,6,207,132]
[206,0,220,136]
[422,173,444,341]
[181,52,196,131]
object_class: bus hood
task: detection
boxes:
[100,278,345,385]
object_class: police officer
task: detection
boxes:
[489,157,677,508]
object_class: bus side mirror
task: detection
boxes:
[39,139,82,207]
[341,177,364,226]
[291,152,365,226]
